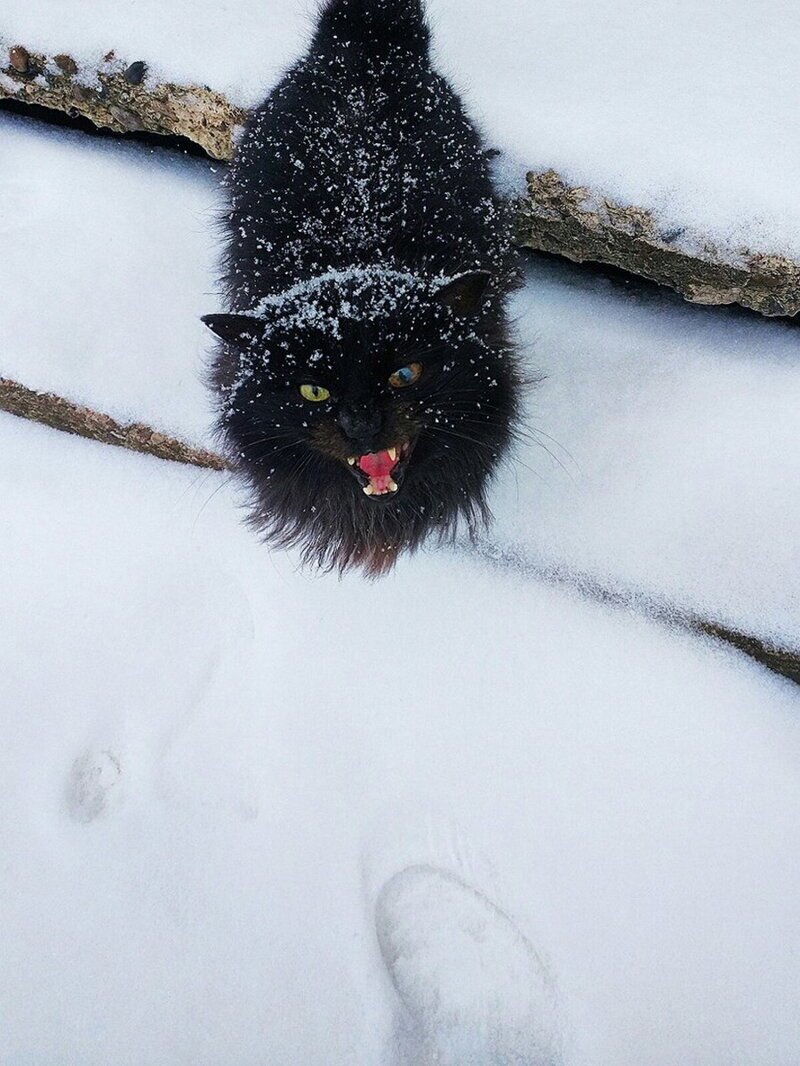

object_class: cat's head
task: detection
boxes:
[203,266,518,574]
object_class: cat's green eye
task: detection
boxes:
[299,384,331,402]
[388,362,423,388]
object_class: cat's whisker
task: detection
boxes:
[239,436,305,458]
[520,432,580,481]
[192,472,236,530]
[422,396,578,474]
[426,424,549,485]
[457,417,574,483]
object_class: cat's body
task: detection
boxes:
[205,0,520,574]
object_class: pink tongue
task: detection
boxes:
[358,450,398,493]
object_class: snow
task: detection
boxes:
[4,0,800,259]
[0,111,217,446]
[492,257,800,645]
[2,7,800,1059]
[2,411,800,1065]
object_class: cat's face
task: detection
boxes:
[204,270,518,574]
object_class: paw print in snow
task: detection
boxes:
[65,749,122,824]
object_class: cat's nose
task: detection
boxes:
[337,405,383,452]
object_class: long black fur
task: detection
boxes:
[206,0,520,574]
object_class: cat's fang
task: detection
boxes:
[363,484,375,495]
[347,456,356,465]
[388,479,399,492]
[357,448,401,480]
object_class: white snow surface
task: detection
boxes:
[4,0,800,258]
[496,258,800,646]
[0,112,217,446]
[2,21,799,1058]
[2,411,800,1066]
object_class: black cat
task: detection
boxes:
[203,0,520,575]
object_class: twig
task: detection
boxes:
[0,377,228,470]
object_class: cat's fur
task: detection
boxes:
[204,0,520,574]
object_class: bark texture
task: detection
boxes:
[0,378,228,470]
[516,170,800,318]
[1,43,246,159]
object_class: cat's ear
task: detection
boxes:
[434,270,492,316]
[201,313,263,349]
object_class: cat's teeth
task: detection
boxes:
[363,484,375,495]
[388,479,399,492]
[387,446,397,461]
[347,456,356,465]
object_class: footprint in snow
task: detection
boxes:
[65,749,122,824]
[376,865,562,1066]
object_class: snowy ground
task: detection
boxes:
[496,261,800,646]
[2,8,800,1065]
[0,113,217,446]
[2,413,800,1066]
[4,0,800,259]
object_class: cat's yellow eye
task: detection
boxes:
[388,362,423,389]
[299,384,331,402]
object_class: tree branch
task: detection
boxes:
[0,377,228,470]
[1,42,246,159]
[515,170,800,318]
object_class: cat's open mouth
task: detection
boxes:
[346,441,414,498]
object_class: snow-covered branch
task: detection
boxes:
[0,377,228,470]
[0,43,245,159]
